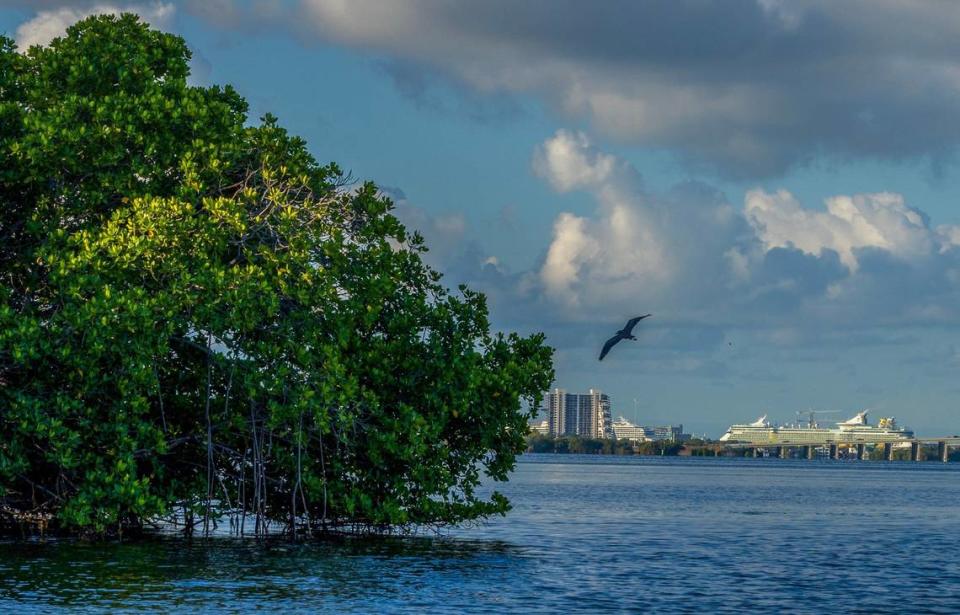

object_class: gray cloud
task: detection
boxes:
[161,0,960,177]
[25,1,960,176]
[378,59,526,124]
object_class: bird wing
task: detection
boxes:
[623,314,652,334]
[598,334,622,361]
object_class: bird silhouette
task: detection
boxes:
[598,314,651,361]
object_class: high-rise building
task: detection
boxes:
[543,389,612,438]
[545,389,572,437]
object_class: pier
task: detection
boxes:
[723,437,960,461]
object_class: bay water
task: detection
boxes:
[2,454,959,612]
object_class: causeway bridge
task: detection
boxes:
[723,437,960,462]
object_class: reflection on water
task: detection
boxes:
[2,455,960,612]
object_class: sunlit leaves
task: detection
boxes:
[0,14,553,537]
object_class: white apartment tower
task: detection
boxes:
[544,389,612,438]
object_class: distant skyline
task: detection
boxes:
[5,1,960,435]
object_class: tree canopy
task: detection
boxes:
[0,14,553,538]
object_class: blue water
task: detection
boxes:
[2,455,959,613]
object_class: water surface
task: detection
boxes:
[2,455,959,612]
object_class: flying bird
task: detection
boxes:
[598,314,651,361]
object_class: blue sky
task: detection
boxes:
[5,1,960,436]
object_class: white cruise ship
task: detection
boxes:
[719,411,913,444]
[610,416,650,442]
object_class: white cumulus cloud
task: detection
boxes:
[527,130,960,330]
[745,189,955,271]
[532,130,618,193]
[15,2,175,50]
[534,131,743,317]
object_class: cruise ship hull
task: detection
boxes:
[719,412,913,445]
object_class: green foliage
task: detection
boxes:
[631,440,684,456]
[526,434,688,456]
[526,435,650,455]
[0,15,554,537]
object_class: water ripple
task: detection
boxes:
[2,455,959,612]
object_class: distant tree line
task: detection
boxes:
[867,445,960,462]
[526,434,684,456]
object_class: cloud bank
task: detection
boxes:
[410,130,960,338]
[177,0,960,178]
[20,1,960,177]
[745,190,956,272]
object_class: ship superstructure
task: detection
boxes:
[719,411,913,444]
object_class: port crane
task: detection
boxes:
[795,409,842,428]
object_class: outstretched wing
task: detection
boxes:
[623,313,652,335]
[598,334,622,361]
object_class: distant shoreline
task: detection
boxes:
[525,435,960,461]
[525,434,718,457]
